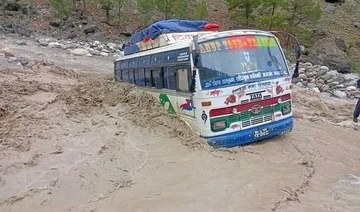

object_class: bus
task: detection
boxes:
[114,20,300,148]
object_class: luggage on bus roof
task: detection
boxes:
[130,19,208,44]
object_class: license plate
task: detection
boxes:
[253,128,270,138]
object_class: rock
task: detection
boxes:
[329,81,340,87]
[321,73,333,81]
[312,88,321,93]
[107,43,117,49]
[354,22,360,28]
[308,83,317,88]
[298,73,307,80]
[322,85,330,92]
[328,70,339,77]
[38,38,50,46]
[320,66,329,71]
[84,25,97,34]
[48,42,63,48]
[346,86,357,91]
[0,47,14,57]
[4,0,21,11]
[343,74,358,82]
[8,57,18,63]
[351,91,360,98]
[49,20,61,28]
[19,58,28,66]
[14,40,27,45]
[309,38,351,73]
[335,37,347,52]
[100,52,109,57]
[91,41,101,47]
[323,4,336,13]
[62,44,75,50]
[333,90,347,99]
[101,48,110,53]
[70,48,89,56]
[89,48,101,56]
[12,23,31,37]
[335,84,344,89]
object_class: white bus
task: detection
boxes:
[114,28,298,148]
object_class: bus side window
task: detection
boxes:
[134,69,140,85]
[152,69,163,89]
[176,67,190,92]
[145,69,152,87]
[129,69,135,84]
[164,67,177,90]
[122,69,129,82]
[115,69,122,81]
[137,68,146,86]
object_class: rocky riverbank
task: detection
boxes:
[292,62,360,99]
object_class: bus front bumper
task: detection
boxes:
[205,117,293,148]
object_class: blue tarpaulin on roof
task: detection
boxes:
[130,19,208,44]
[123,19,208,56]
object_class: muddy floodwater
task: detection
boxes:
[1,35,360,212]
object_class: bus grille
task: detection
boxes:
[242,114,273,128]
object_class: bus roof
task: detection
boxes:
[115,29,276,62]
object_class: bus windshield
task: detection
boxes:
[198,35,289,90]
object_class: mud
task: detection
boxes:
[0,34,360,212]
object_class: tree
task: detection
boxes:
[155,0,173,19]
[137,0,156,25]
[114,0,128,27]
[172,0,188,18]
[286,0,321,35]
[257,0,288,30]
[98,0,113,24]
[50,0,74,19]
[194,0,208,19]
[226,0,260,27]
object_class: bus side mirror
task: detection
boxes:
[189,69,196,93]
[293,45,302,79]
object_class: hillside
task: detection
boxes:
[0,0,360,72]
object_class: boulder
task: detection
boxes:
[335,37,347,52]
[84,25,97,34]
[38,38,50,46]
[333,90,347,99]
[0,47,14,57]
[14,40,26,45]
[346,86,357,91]
[308,38,351,73]
[70,48,89,56]
[4,0,21,11]
[48,42,63,48]
[100,52,109,57]
[49,20,61,28]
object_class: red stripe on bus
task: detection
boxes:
[209,94,291,117]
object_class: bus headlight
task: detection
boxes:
[282,104,291,115]
[212,120,226,131]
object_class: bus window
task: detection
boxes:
[176,68,190,92]
[145,69,152,87]
[152,69,163,89]
[129,69,135,84]
[115,69,122,81]
[164,67,176,90]
[122,69,129,82]
[134,69,140,85]
[137,69,146,86]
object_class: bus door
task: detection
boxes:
[175,66,195,118]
